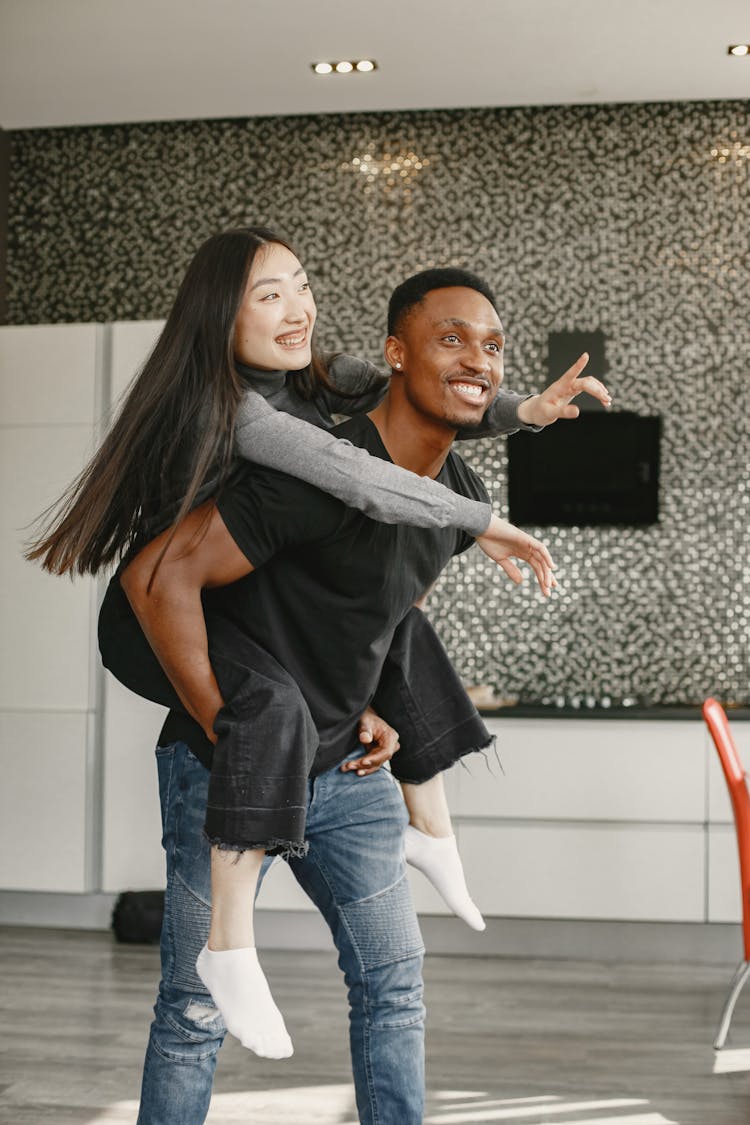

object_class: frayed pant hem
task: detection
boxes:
[204,835,309,860]
[390,733,497,784]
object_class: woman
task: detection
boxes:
[27,227,585,1058]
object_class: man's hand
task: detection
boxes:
[341,707,401,777]
[517,353,612,428]
[476,515,556,597]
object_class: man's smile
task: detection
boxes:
[446,374,492,406]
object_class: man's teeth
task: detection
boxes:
[453,382,484,397]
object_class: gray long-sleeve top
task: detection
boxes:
[233,355,539,538]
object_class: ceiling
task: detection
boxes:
[1,0,748,130]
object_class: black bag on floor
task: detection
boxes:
[111,890,165,944]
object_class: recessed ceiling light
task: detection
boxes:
[728,43,750,56]
[311,59,378,76]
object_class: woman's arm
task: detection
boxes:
[234,390,492,536]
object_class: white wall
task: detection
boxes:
[0,325,102,891]
[99,321,166,892]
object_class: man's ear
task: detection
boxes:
[384,336,405,372]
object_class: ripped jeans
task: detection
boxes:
[137,741,425,1125]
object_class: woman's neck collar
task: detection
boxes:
[235,360,288,380]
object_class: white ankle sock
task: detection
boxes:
[404,825,486,932]
[196,945,293,1059]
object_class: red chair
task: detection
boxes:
[703,697,750,1049]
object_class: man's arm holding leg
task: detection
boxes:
[121,502,254,743]
[122,503,298,1059]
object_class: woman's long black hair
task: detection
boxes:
[26,226,332,576]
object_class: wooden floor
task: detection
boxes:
[1,927,750,1124]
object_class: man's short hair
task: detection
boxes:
[387,267,499,336]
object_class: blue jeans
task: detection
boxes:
[137,742,425,1125]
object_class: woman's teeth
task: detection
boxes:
[276,332,306,347]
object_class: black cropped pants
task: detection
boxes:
[98,577,493,854]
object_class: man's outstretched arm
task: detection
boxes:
[121,502,254,742]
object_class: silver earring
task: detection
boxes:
[395,362,401,369]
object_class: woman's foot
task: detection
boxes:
[196,944,293,1058]
[404,824,486,932]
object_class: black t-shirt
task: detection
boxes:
[200,414,489,775]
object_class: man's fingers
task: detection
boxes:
[343,744,398,776]
[373,732,400,757]
[342,754,373,773]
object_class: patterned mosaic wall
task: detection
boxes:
[7,101,749,705]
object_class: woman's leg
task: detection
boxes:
[194,625,318,1055]
[401,771,452,836]
[375,608,490,931]
[401,773,486,931]
[195,845,293,1059]
[208,845,263,950]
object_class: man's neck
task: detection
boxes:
[368,396,457,478]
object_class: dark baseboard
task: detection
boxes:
[1,891,741,965]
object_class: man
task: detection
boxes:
[122,268,587,1124]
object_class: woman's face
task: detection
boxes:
[234,242,317,370]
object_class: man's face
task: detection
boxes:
[386,287,505,429]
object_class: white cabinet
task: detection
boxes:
[100,674,166,892]
[97,320,166,893]
[457,719,705,822]
[447,717,709,923]
[109,321,164,401]
[459,822,705,921]
[0,324,100,426]
[0,712,90,892]
[0,324,102,892]
[707,826,741,923]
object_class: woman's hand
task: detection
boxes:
[516,352,612,427]
[476,514,557,597]
[341,707,401,776]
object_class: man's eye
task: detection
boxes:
[442,334,460,344]
[485,341,503,354]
